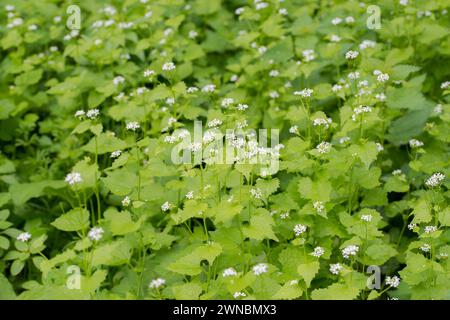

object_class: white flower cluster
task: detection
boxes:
[361,214,372,222]
[161,201,171,212]
[121,196,131,207]
[293,224,307,236]
[312,118,332,128]
[441,81,450,89]
[345,50,359,60]
[222,267,238,277]
[424,225,437,234]
[162,62,176,71]
[385,276,400,288]
[221,98,234,108]
[359,40,376,50]
[302,49,315,62]
[311,246,325,258]
[252,263,268,275]
[17,232,32,242]
[425,173,445,188]
[202,84,216,93]
[294,88,314,98]
[149,278,166,289]
[316,142,331,154]
[408,139,424,148]
[351,105,372,121]
[233,291,246,299]
[126,121,140,131]
[250,188,263,199]
[313,201,325,213]
[329,263,343,275]
[88,227,104,241]
[342,245,359,259]
[65,172,82,185]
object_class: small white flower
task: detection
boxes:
[313,118,332,128]
[252,263,268,275]
[441,81,450,89]
[434,104,443,114]
[345,16,355,24]
[376,143,384,152]
[65,172,82,185]
[74,110,85,118]
[311,246,325,258]
[409,139,424,148]
[420,243,431,252]
[28,24,38,31]
[289,125,298,134]
[407,223,417,231]
[202,84,216,93]
[316,142,331,154]
[149,278,165,289]
[113,76,125,85]
[385,276,401,288]
[361,214,372,222]
[424,225,437,234]
[351,105,372,121]
[280,212,290,219]
[221,98,234,108]
[345,50,359,60]
[279,8,288,15]
[17,232,31,242]
[269,70,279,77]
[302,49,315,62]
[392,169,402,176]
[111,150,122,158]
[188,142,202,152]
[122,196,131,207]
[331,17,342,25]
[375,93,386,101]
[258,46,267,55]
[425,173,445,188]
[86,109,100,119]
[222,267,238,277]
[293,224,307,236]
[312,202,324,214]
[329,263,343,275]
[255,2,268,10]
[250,188,263,199]
[332,84,343,93]
[269,91,279,99]
[330,34,341,42]
[162,62,175,71]
[161,201,171,212]
[5,5,15,11]
[377,73,389,82]
[185,191,194,199]
[339,136,351,144]
[359,40,376,50]
[88,227,104,241]
[144,69,155,77]
[233,291,246,299]
[348,71,360,80]
[53,16,61,23]
[236,103,248,111]
[399,0,408,6]
[230,74,239,82]
[187,86,199,93]
[126,121,140,131]
[294,88,314,98]
[235,7,244,15]
[188,30,198,39]
[208,119,222,128]
[342,245,359,259]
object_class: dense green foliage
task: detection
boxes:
[0,0,449,300]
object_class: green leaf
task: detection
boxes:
[243,209,278,241]
[171,200,208,225]
[298,177,332,202]
[172,282,203,299]
[311,283,360,300]
[104,208,140,235]
[101,169,137,196]
[9,180,65,206]
[91,240,132,267]
[297,261,319,287]
[272,282,303,300]
[348,142,378,168]
[82,133,126,155]
[15,69,43,86]
[0,273,16,299]
[167,243,222,276]
[386,87,432,111]
[11,260,25,276]
[81,269,107,293]
[0,235,9,250]
[411,199,432,224]
[51,208,90,232]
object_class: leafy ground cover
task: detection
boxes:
[0,0,449,300]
